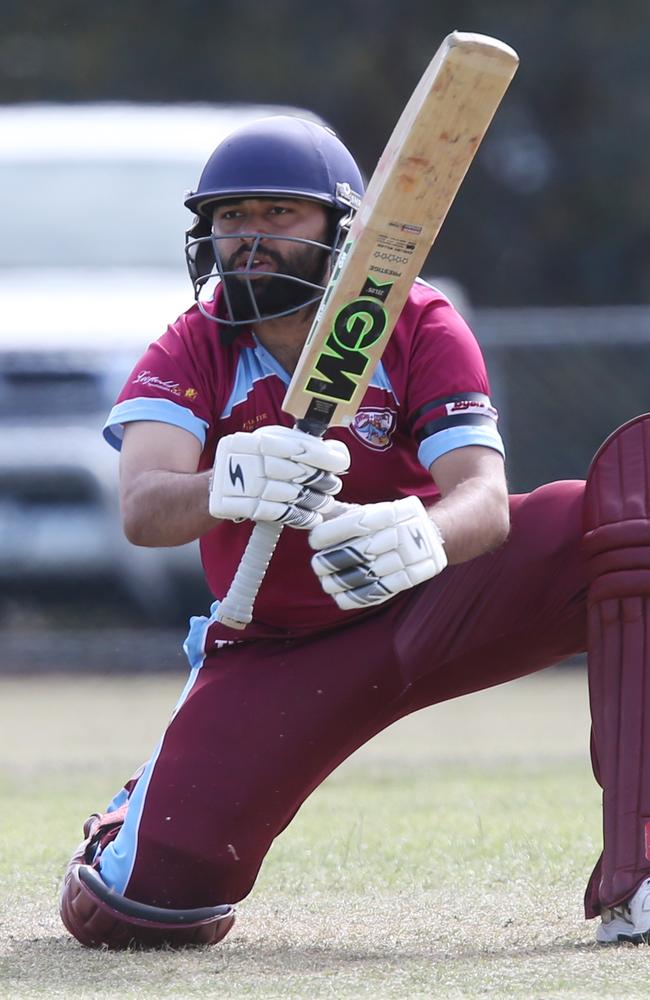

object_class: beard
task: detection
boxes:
[219,239,330,323]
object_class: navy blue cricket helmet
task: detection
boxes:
[184,116,364,327]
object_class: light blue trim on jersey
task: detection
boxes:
[221,341,289,419]
[221,340,398,419]
[103,397,209,451]
[418,425,505,470]
[105,786,130,814]
[170,662,203,720]
[97,738,164,893]
[183,602,220,670]
[368,360,397,400]
[252,338,291,386]
[97,661,203,894]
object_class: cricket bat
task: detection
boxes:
[216,30,519,629]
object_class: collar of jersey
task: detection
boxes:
[250,334,292,387]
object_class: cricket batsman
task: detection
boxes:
[59,115,650,948]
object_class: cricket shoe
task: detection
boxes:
[68,805,128,870]
[597,878,650,944]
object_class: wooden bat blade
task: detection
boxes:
[215,31,519,630]
[283,31,519,430]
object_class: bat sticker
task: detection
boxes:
[360,276,394,301]
[304,296,388,404]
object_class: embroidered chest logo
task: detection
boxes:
[350,407,397,451]
[242,413,270,432]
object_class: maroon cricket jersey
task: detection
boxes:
[104,280,503,641]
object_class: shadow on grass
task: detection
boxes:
[2,930,601,994]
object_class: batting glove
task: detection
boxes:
[210,426,350,529]
[309,495,447,609]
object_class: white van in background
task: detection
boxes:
[0,103,468,627]
[0,102,317,624]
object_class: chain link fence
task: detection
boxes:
[474,305,650,493]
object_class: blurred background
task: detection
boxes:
[1,0,649,669]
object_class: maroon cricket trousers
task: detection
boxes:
[96,479,590,910]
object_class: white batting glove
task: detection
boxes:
[309,496,447,610]
[210,425,350,529]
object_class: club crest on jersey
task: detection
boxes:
[350,407,397,451]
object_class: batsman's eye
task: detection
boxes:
[216,208,245,226]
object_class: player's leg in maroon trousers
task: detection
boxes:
[95,478,587,909]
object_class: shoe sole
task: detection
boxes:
[598,930,650,945]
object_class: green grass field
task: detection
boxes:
[2,668,649,999]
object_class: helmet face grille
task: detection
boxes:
[184,218,352,328]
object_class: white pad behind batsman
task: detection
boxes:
[210,425,349,529]
[310,495,447,610]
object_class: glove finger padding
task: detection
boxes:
[251,426,350,475]
[297,468,344,494]
[294,486,337,512]
[310,496,447,609]
[210,426,349,528]
[310,497,417,548]
[263,456,342,494]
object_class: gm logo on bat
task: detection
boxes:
[304,276,393,405]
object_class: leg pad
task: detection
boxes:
[584,414,650,916]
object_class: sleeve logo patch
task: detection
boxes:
[445,399,498,421]
[350,407,397,451]
[133,370,183,397]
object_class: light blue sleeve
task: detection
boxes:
[103,396,209,451]
[418,424,505,471]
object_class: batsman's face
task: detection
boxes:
[211,197,331,321]
[211,197,329,276]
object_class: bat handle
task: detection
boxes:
[215,520,283,630]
